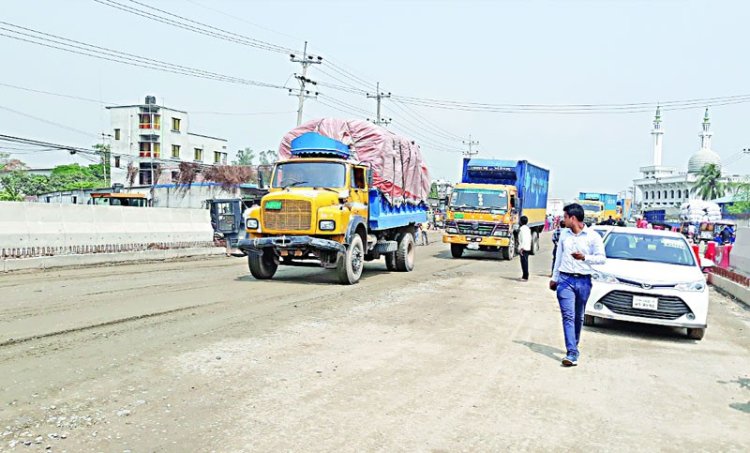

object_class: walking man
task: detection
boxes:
[549,203,606,367]
[518,216,532,281]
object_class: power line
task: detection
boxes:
[0,105,100,139]
[289,41,322,126]
[366,82,391,126]
[462,135,479,158]
[0,21,287,90]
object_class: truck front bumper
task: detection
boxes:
[238,235,346,257]
[442,234,510,247]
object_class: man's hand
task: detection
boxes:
[549,280,557,291]
[571,252,585,261]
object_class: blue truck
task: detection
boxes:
[444,158,550,260]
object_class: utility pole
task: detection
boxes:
[366,82,392,126]
[289,41,322,126]
[99,132,113,188]
[462,135,479,157]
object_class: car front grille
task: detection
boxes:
[263,200,312,231]
[599,290,692,320]
[457,221,496,236]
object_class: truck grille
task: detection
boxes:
[599,290,692,320]
[263,200,312,231]
[457,221,496,236]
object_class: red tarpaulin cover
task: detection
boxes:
[279,118,430,206]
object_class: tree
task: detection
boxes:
[233,147,255,166]
[691,163,725,201]
[258,149,277,166]
[92,143,111,185]
[48,164,105,191]
[429,182,439,199]
[0,152,28,172]
[0,171,51,200]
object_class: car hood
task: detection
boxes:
[592,259,703,284]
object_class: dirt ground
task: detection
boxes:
[1,234,749,452]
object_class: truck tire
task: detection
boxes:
[529,231,540,256]
[450,244,464,258]
[337,234,365,284]
[501,236,516,260]
[385,252,397,271]
[248,250,278,280]
[395,231,415,272]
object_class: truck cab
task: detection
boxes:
[579,200,605,226]
[239,132,426,284]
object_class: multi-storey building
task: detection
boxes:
[107,95,228,186]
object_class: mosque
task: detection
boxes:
[633,107,745,211]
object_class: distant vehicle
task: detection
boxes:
[578,199,605,226]
[443,158,549,260]
[579,192,619,221]
[697,220,736,244]
[591,225,614,238]
[208,192,266,256]
[585,227,710,340]
[88,192,148,207]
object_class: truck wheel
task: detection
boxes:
[501,236,516,260]
[450,244,464,258]
[248,250,278,280]
[337,234,364,284]
[385,252,397,271]
[396,231,416,272]
[529,231,540,256]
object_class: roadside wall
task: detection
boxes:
[729,227,750,276]
[0,202,214,259]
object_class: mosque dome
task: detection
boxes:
[688,148,722,173]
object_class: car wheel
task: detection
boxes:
[687,327,705,340]
[583,315,596,326]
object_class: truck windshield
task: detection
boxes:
[271,162,346,189]
[451,189,508,211]
[582,204,602,212]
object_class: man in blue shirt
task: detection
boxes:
[549,203,606,367]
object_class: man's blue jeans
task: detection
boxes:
[556,274,592,358]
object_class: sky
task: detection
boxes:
[1,0,750,199]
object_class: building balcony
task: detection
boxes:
[139,151,161,158]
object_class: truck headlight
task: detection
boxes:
[675,280,706,292]
[319,220,336,231]
[246,218,259,230]
[591,270,618,284]
[446,227,458,234]
[493,230,509,237]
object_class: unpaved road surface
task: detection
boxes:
[1,235,749,452]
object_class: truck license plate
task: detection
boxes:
[632,296,658,310]
[467,243,480,250]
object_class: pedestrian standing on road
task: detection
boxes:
[419,223,429,245]
[551,220,565,275]
[518,216,532,281]
[549,203,606,367]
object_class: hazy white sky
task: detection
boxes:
[2,0,749,199]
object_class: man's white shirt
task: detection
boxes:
[551,227,606,281]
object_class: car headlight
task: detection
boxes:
[246,218,259,230]
[319,220,335,231]
[675,280,706,292]
[446,227,458,234]
[591,270,618,284]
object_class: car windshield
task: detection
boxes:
[451,189,508,211]
[604,232,696,267]
[271,162,346,189]
[593,229,608,237]
[581,203,602,212]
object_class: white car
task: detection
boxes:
[591,225,614,238]
[586,227,709,340]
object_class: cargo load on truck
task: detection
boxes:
[279,118,430,206]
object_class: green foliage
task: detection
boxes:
[233,147,255,166]
[429,182,439,199]
[691,163,725,201]
[49,163,105,191]
[258,150,277,166]
[727,182,750,215]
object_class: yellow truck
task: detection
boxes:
[578,199,605,226]
[443,159,549,260]
[238,125,430,284]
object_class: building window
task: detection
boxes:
[139,114,152,129]
[114,156,121,168]
[214,151,224,164]
[650,191,655,199]
[644,191,648,200]
[114,128,121,140]
[172,144,181,159]
[153,114,161,130]
[670,190,674,199]
[677,189,681,199]
[171,170,179,182]
[222,153,227,164]
[663,190,667,199]
[194,148,203,161]
[153,142,161,158]
[172,117,181,131]
[72,196,77,204]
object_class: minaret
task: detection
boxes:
[700,107,713,150]
[651,105,664,166]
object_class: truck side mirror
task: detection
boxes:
[510,196,516,208]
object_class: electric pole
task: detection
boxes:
[366,82,392,126]
[289,41,322,126]
[463,135,479,157]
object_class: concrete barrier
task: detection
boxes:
[729,227,750,275]
[0,202,215,259]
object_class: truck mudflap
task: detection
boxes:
[238,236,346,256]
